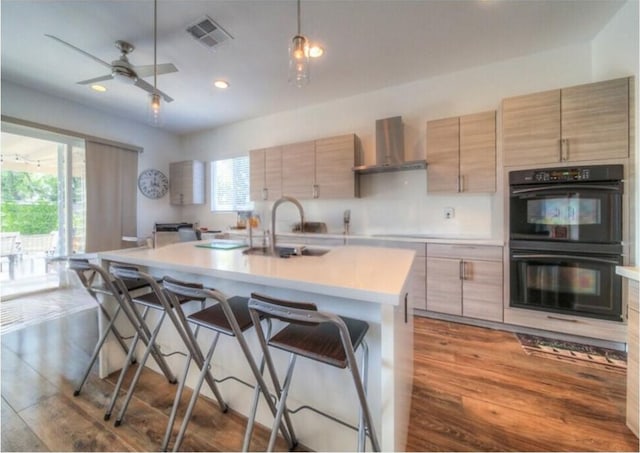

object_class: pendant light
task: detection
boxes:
[288,0,309,87]
[148,0,163,125]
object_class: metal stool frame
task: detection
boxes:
[248,293,380,452]
[67,258,173,396]
[105,264,216,434]
[162,277,296,452]
[108,267,230,451]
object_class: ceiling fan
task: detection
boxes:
[45,34,176,102]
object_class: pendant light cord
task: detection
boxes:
[153,0,157,91]
[297,0,301,35]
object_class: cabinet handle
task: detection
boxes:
[458,175,464,193]
[404,292,408,323]
[313,184,319,199]
[459,260,465,280]
[560,139,569,162]
[262,188,268,201]
[547,315,579,323]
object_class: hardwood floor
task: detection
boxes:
[1,306,637,451]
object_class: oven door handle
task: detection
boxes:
[511,253,620,265]
[511,184,620,195]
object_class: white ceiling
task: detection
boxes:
[1,0,626,135]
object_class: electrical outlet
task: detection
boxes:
[444,207,455,219]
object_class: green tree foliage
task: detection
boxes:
[1,171,58,234]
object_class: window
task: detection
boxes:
[210,156,252,212]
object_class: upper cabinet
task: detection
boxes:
[251,134,358,201]
[314,134,358,199]
[502,77,630,166]
[426,110,496,193]
[170,160,205,205]
[281,140,315,199]
[250,147,282,201]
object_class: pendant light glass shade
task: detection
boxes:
[288,34,309,87]
[148,92,162,126]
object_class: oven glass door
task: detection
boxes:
[509,183,622,243]
[510,250,622,321]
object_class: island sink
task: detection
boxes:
[243,245,330,257]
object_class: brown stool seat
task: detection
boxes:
[90,276,159,295]
[269,317,368,368]
[187,295,253,335]
[132,291,193,309]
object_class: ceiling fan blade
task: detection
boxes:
[77,74,114,85]
[134,63,178,78]
[45,34,112,69]
[134,78,174,103]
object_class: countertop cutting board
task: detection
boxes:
[195,240,247,250]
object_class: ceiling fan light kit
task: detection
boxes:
[44,0,176,127]
[288,0,310,87]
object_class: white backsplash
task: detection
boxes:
[197,170,499,239]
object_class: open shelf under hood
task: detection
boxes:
[353,159,427,175]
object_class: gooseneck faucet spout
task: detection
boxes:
[270,196,305,256]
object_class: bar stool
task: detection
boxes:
[104,264,203,429]
[161,276,296,452]
[107,267,238,452]
[248,293,380,452]
[67,258,173,396]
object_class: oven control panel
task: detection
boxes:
[533,168,590,182]
[509,164,624,185]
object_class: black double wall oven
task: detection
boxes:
[509,165,624,322]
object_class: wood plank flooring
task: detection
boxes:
[1,305,638,451]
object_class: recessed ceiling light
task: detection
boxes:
[91,84,107,92]
[214,80,229,89]
[309,45,324,58]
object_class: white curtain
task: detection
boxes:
[85,141,138,252]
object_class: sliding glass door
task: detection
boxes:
[1,121,86,298]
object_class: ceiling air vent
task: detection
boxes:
[186,16,233,50]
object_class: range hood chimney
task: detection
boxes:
[353,116,427,174]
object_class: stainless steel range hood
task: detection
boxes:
[353,116,427,175]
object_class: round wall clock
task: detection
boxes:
[138,168,169,199]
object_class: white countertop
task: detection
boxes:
[616,266,640,282]
[99,242,416,306]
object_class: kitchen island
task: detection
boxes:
[97,241,416,451]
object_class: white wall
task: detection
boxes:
[181,42,604,238]
[1,82,182,239]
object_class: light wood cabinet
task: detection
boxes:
[426,111,496,193]
[169,160,205,205]
[426,244,503,322]
[503,77,630,166]
[251,134,357,201]
[626,279,639,438]
[281,141,315,199]
[314,134,358,199]
[249,147,282,201]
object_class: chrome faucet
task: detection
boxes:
[270,196,304,256]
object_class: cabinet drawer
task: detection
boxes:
[427,243,502,261]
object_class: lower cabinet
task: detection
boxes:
[426,244,503,322]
